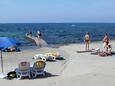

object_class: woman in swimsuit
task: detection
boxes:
[103,33,109,52]
[84,32,90,51]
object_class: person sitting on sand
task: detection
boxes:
[8,46,17,52]
[84,32,90,51]
[98,44,112,57]
[3,46,17,52]
[4,46,20,52]
[98,51,108,57]
[107,44,112,55]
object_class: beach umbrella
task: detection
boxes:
[0,37,20,49]
[0,37,20,78]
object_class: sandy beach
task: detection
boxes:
[0,40,115,86]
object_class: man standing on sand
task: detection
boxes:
[84,32,90,51]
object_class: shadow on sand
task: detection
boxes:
[56,57,65,60]
[31,71,59,79]
[111,52,115,55]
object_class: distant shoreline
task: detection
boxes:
[20,39,115,49]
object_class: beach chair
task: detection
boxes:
[49,51,60,58]
[15,61,31,79]
[31,60,46,78]
[44,52,56,61]
[33,54,46,61]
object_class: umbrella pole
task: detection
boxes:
[1,50,3,73]
[0,50,6,79]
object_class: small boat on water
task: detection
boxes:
[25,34,48,47]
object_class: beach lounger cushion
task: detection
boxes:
[33,60,46,69]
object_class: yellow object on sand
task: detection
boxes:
[45,51,60,58]
[34,60,46,69]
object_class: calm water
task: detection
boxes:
[0,23,115,46]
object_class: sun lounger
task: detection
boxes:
[15,61,31,79]
[31,60,46,78]
[33,54,46,61]
[44,53,56,61]
[33,51,61,61]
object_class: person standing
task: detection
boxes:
[27,29,32,36]
[37,30,42,39]
[103,33,109,52]
[84,32,90,51]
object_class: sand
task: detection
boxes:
[0,40,115,86]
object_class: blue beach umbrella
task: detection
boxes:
[0,37,20,76]
[0,37,20,49]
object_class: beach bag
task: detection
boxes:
[7,71,17,80]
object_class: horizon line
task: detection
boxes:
[0,22,115,24]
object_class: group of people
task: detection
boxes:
[27,29,42,39]
[3,46,20,52]
[84,32,112,56]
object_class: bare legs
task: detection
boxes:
[85,42,89,51]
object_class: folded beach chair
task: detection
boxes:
[15,61,31,79]
[31,60,46,78]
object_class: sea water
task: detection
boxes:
[0,23,115,46]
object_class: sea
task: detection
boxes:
[0,23,115,46]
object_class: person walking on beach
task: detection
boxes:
[84,32,90,51]
[103,33,110,52]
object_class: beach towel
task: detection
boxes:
[77,50,92,53]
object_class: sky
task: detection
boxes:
[0,0,115,23]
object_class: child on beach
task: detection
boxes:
[84,32,90,51]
